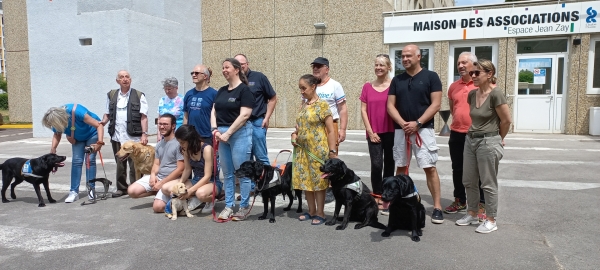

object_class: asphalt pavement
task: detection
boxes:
[0,128,598,269]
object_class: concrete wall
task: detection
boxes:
[202,0,396,129]
[24,0,201,137]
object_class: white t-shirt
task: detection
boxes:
[316,78,346,120]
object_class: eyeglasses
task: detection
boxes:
[377,54,390,59]
[157,123,171,126]
[191,71,206,76]
[468,70,485,77]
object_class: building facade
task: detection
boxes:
[384,0,600,134]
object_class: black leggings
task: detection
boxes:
[448,130,485,204]
[367,132,395,195]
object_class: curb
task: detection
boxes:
[0,124,33,129]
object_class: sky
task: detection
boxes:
[455,0,505,6]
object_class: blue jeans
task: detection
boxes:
[218,122,252,208]
[251,117,270,165]
[71,135,98,192]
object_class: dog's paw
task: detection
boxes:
[381,231,391,237]
[354,224,366,230]
[269,218,276,223]
[186,214,194,218]
[296,208,303,213]
[48,199,57,203]
[417,230,423,236]
[171,217,178,220]
[38,203,46,207]
[335,224,347,230]
[10,193,16,199]
[283,207,291,211]
[411,235,421,242]
[166,214,172,218]
[325,220,336,226]
[2,199,9,203]
[258,215,266,220]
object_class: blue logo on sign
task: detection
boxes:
[587,7,597,23]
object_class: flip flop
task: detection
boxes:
[298,212,312,221]
[311,216,326,225]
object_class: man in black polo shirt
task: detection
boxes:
[387,44,444,224]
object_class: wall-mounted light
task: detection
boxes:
[314,22,327,29]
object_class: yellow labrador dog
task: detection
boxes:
[165,182,194,220]
[115,141,155,181]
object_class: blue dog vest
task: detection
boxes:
[21,160,43,178]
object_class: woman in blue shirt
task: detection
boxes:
[158,77,184,130]
[42,104,105,203]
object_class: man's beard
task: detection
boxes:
[161,128,173,137]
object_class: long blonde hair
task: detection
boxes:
[42,106,69,133]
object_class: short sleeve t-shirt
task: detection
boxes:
[448,79,477,133]
[155,138,184,179]
[53,104,100,142]
[359,82,394,138]
[214,84,254,126]
[183,87,217,138]
[388,69,442,129]
[316,78,346,120]
[158,94,184,129]
[246,70,276,119]
[467,87,507,133]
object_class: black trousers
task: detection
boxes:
[111,140,136,191]
[367,132,395,195]
[448,131,485,204]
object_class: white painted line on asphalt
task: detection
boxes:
[0,225,120,252]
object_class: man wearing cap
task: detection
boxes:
[311,57,348,204]
[311,57,348,149]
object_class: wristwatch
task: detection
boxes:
[142,132,148,135]
[329,149,337,154]
[416,120,423,129]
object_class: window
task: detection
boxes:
[449,42,497,83]
[390,45,434,77]
[588,38,600,94]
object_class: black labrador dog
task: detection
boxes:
[1,153,66,207]
[380,175,426,242]
[235,161,302,223]
[320,158,386,230]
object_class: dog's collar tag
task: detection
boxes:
[21,160,43,178]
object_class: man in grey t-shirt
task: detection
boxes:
[128,114,184,213]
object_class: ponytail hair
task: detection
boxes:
[299,74,322,87]
[474,59,497,84]
[223,58,248,85]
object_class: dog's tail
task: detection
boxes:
[369,220,387,230]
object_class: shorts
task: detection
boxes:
[392,127,439,168]
[191,175,223,195]
[134,175,170,203]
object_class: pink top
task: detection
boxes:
[448,79,477,133]
[359,82,395,138]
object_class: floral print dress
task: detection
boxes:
[158,94,184,129]
[292,100,331,191]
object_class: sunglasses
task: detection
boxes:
[377,54,390,59]
[190,71,204,76]
[468,70,485,77]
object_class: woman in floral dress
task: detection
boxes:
[291,74,337,225]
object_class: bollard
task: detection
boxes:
[439,110,450,136]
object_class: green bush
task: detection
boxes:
[0,93,8,110]
[0,74,6,93]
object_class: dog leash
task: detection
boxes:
[211,132,257,223]
[404,131,423,176]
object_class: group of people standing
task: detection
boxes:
[41,44,511,233]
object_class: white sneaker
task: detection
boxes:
[188,197,202,211]
[65,191,79,203]
[218,207,233,220]
[201,201,214,214]
[232,207,250,221]
[475,220,498,233]
[456,214,480,226]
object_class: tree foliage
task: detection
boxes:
[0,74,6,93]
[518,69,534,83]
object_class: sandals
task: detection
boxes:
[298,212,312,221]
[311,216,326,225]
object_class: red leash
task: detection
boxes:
[211,132,257,223]
[404,131,423,176]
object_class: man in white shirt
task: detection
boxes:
[101,70,149,198]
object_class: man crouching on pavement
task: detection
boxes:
[127,114,184,212]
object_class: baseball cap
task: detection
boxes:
[311,57,329,67]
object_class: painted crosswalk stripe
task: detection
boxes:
[0,225,120,252]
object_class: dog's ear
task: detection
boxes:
[253,162,264,177]
[340,160,348,174]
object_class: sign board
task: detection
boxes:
[384,1,600,43]
[533,68,546,84]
